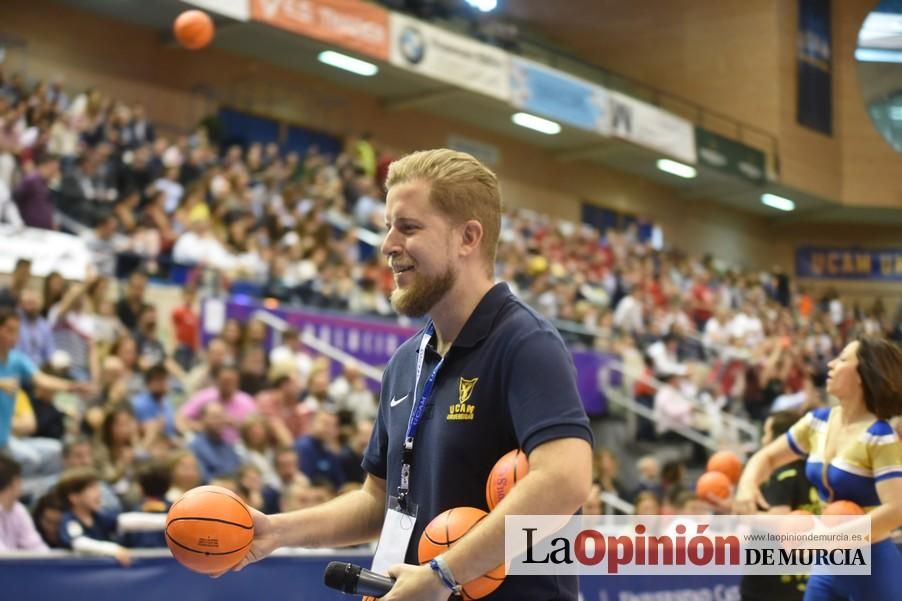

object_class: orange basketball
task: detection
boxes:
[173,10,215,50]
[706,450,743,484]
[166,485,254,574]
[822,500,865,516]
[485,449,529,510]
[821,500,865,527]
[418,507,505,600]
[696,470,733,503]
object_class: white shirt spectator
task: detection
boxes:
[613,294,643,334]
[646,340,687,377]
[173,231,235,270]
[653,382,695,435]
[0,179,23,227]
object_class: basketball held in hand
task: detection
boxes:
[166,485,254,574]
[485,449,529,510]
[706,450,743,484]
[696,470,733,504]
[418,507,505,599]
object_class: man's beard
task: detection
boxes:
[390,264,456,318]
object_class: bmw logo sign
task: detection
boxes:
[400,27,425,65]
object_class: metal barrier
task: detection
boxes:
[600,359,760,456]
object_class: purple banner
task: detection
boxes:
[203,299,614,416]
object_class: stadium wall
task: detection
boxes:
[558,0,902,209]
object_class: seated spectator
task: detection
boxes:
[1,308,87,469]
[115,271,148,332]
[633,490,662,515]
[646,332,688,378]
[170,284,199,371]
[339,418,372,485]
[236,464,265,512]
[0,454,48,551]
[236,416,280,490]
[12,154,59,230]
[179,362,257,444]
[295,409,345,490]
[32,489,66,548]
[188,403,241,483]
[131,364,181,444]
[122,459,170,547]
[255,374,313,443]
[329,363,377,422]
[280,480,334,513]
[94,407,142,504]
[0,259,31,310]
[594,447,631,506]
[47,281,96,382]
[165,451,201,504]
[268,327,314,384]
[184,337,231,396]
[172,215,234,271]
[238,347,269,396]
[634,455,663,499]
[263,445,310,514]
[15,289,55,366]
[56,467,130,566]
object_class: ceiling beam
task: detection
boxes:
[554,142,616,162]
[381,88,463,111]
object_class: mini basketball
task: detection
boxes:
[696,470,732,503]
[706,450,743,484]
[821,500,865,527]
[418,507,505,600]
[166,485,254,574]
[778,508,816,539]
[486,449,529,510]
[173,10,215,50]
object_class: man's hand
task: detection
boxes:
[211,507,280,577]
[382,564,450,601]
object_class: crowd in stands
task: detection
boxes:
[2,68,902,559]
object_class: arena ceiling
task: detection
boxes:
[50,0,902,225]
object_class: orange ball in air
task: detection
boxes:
[173,10,215,50]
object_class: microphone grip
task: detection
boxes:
[355,569,395,597]
[324,562,395,598]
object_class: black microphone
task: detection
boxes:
[323,561,395,598]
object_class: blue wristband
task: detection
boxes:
[429,558,462,595]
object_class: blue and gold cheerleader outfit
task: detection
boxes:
[786,407,902,600]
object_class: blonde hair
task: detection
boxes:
[386,149,502,275]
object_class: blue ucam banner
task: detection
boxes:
[797,0,833,134]
[0,554,742,601]
[510,56,610,135]
[795,246,902,280]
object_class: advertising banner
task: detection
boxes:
[250,0,390,60]
[181,0,250,21]
[389,12,510,101]
[795,246,902,280]
[696,127,766,184]
[797,0,833,134]
[609,91,697,163]
[509,57,610,134]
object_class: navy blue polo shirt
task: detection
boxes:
[363,282,593,601]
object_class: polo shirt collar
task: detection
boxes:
[417,282,511,354]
